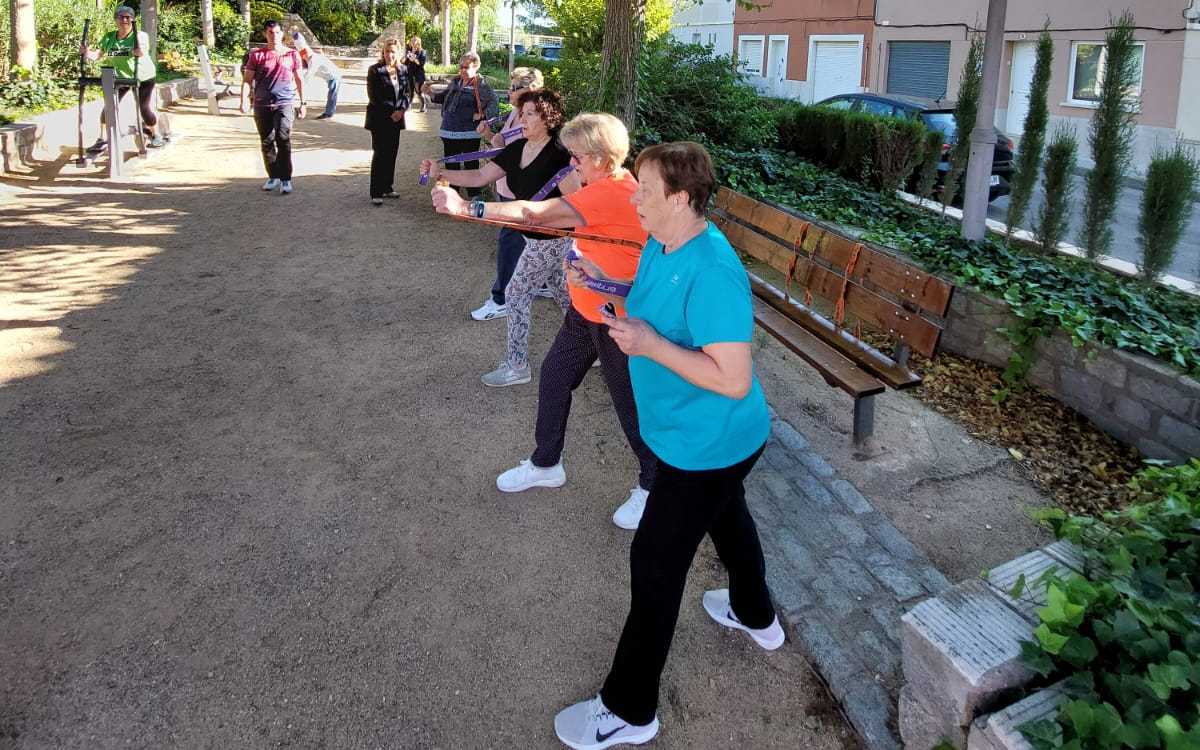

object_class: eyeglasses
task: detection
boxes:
[569,151,590,164]
[116,15,133,21]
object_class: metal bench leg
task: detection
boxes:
[853,394,876,448]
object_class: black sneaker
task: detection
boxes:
[147,135,166,148]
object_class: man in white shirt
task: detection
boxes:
[292,33,342,120]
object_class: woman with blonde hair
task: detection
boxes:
[404,35,427,111]
[432,112,657,527]
[364,38,410,204]
[469,65,545,322]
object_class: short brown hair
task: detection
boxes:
[514,89,567,134]
[633,141,716,215]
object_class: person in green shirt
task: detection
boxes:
[81,5,164,149]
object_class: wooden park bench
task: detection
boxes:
[710,187,955,447]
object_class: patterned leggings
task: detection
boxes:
[504,236,572,369]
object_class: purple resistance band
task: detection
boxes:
[566,247,632,298]
[419,147,504,185]
[531,165,575,201]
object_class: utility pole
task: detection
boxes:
[508,0,515,74]
[961,0,1007,240]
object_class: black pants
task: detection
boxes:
[441,136,482,198]
[253,106,294,180]
[491,197,526,305]
[369,123,403,198]
[100,78,158,132]
[530,306,656,490]
[600,443,772,726]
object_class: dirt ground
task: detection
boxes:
[0,72,861,748]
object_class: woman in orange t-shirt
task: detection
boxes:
[431,112,655,529]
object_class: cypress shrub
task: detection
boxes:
[1035,126,1079,254]
[1082,11,1140,259]
[841,112,875,183]
[942,33,984,207]
[1137,143,1200,282]
[1006,24,1054,236]
[873,117,927,193]
[820,108,848,171]
[915,128,945,201]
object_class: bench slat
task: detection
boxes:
[712,213,806,279]
[802,263,943,359]
[715,187,813,246]
[751,274,924,390]
[814,232,953,318]
[752,298,886,399]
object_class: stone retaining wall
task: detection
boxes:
[941,286,1200,463]
[0,77,200,176]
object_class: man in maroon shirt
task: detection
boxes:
[241,19,306,194]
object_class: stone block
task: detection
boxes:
[1129,372,1191,415]
[1081,347,1128,389]
[830,515,869,546]
[1027,356,1057,391]
[831,478,874,514]
[1058,368,1106,411]
[794,617,867,701]
[967,684,1065,750]
[762,440,800,472]
[857,628,901,677]
[791,468,838,509]
[1112,394,1153,432]
[842,678,902,750]
[982,550,1068,623]
[863,515,923,561]
[1036,333,1081,368]
[797,450,836,479]
[1041,540,1085,573]
[901,580,1035,725]
[826,554,882,598]
[773,418,810,453]
[810,573,861,619]
[870,563,926,603]
[900,684,968,750]
[1159,414,1200,458]
[1136,437,1185,463]
[760,469,799,507]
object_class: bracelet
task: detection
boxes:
[470,199,486,219]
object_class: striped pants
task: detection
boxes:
[503,236,571,370]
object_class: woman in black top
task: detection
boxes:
[404,36,427,112]
[365,39,410,205]
[424,89,579,387]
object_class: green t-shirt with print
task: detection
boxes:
[99,30,157,82]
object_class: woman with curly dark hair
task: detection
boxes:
[423,89,579,387]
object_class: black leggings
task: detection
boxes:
[600,443,773,726]
[100,78,158,132]
[441,136,483,198]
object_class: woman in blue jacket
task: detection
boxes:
[422,52,498,198]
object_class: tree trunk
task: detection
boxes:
[238,0,250,43]
[369,0,378,31]
[440,0,451,66]
[9,0,37,72]
[141,0,158,59]
[599,0,645,131]
[199,0,215,49]
[466,0,479,52]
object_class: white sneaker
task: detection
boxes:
[612,486,648,530]
[280,180,293,194]
[262,178,280,191]
[554,695,659,750]
[702,589,785,650]
[471,298,508,321]
[496,459,566,493]
[481,363,531,387]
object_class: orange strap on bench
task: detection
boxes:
[833,242,864,328]
[783,222,812,307]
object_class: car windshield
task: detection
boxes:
[921,112,957,140]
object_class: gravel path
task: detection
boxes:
[0,71,856,749]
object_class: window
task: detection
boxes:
[738,36,765,75]
[692,32,701,44]
[708,33,717,46]
[821,97,855,110]
[1067,41,1145,106]
[860,99,898,117]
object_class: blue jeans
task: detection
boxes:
[322,77,340,117]
[491,196,527,305]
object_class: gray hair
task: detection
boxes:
[114,5,135,18]
[509,67,543,91]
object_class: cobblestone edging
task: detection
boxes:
[0,77,200,176]
[744,409,952,749]
[941,286,1200,463]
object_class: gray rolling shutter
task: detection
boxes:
[886,41,950,100]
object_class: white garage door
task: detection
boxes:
[811,41,862,103]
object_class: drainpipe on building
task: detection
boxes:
[1180,0,1200,142]
[962,0,1007,241]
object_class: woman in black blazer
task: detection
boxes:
[365,39,410,205]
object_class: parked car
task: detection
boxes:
[534,45,562,61]
[816,92,1015,202]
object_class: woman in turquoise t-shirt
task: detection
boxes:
[552,141,783,750]
[81,5,164,148]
